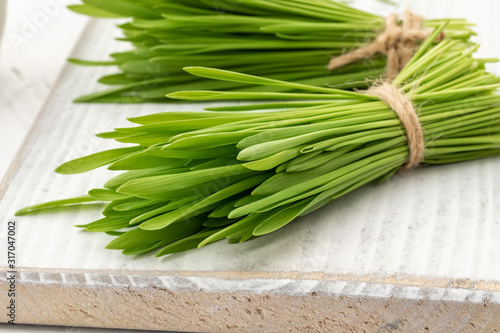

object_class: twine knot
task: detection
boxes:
[327,11,442,170]
[328,11,445,81]
[367,83,424,170]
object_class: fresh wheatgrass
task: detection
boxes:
[67,0,476,103]
[16,27,500,257]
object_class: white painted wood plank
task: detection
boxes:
[0,0,88,180]
[0,0,500,331]
[0,0,498,300]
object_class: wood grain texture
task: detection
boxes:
[1,1,500,332]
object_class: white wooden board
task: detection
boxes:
[1,1,500,331]
[0,0,88,179]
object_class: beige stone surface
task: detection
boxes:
[2,278,500,332]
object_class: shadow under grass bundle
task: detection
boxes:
[68,0,476,103]
[17,28,500,257]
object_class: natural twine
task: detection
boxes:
[328,11,443,80]
[328,11,443,170]
[366,83,424,170]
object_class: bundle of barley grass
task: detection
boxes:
[68,0,476,102]
[17,29,500,257]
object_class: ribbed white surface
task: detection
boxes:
[1,0,500,304]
